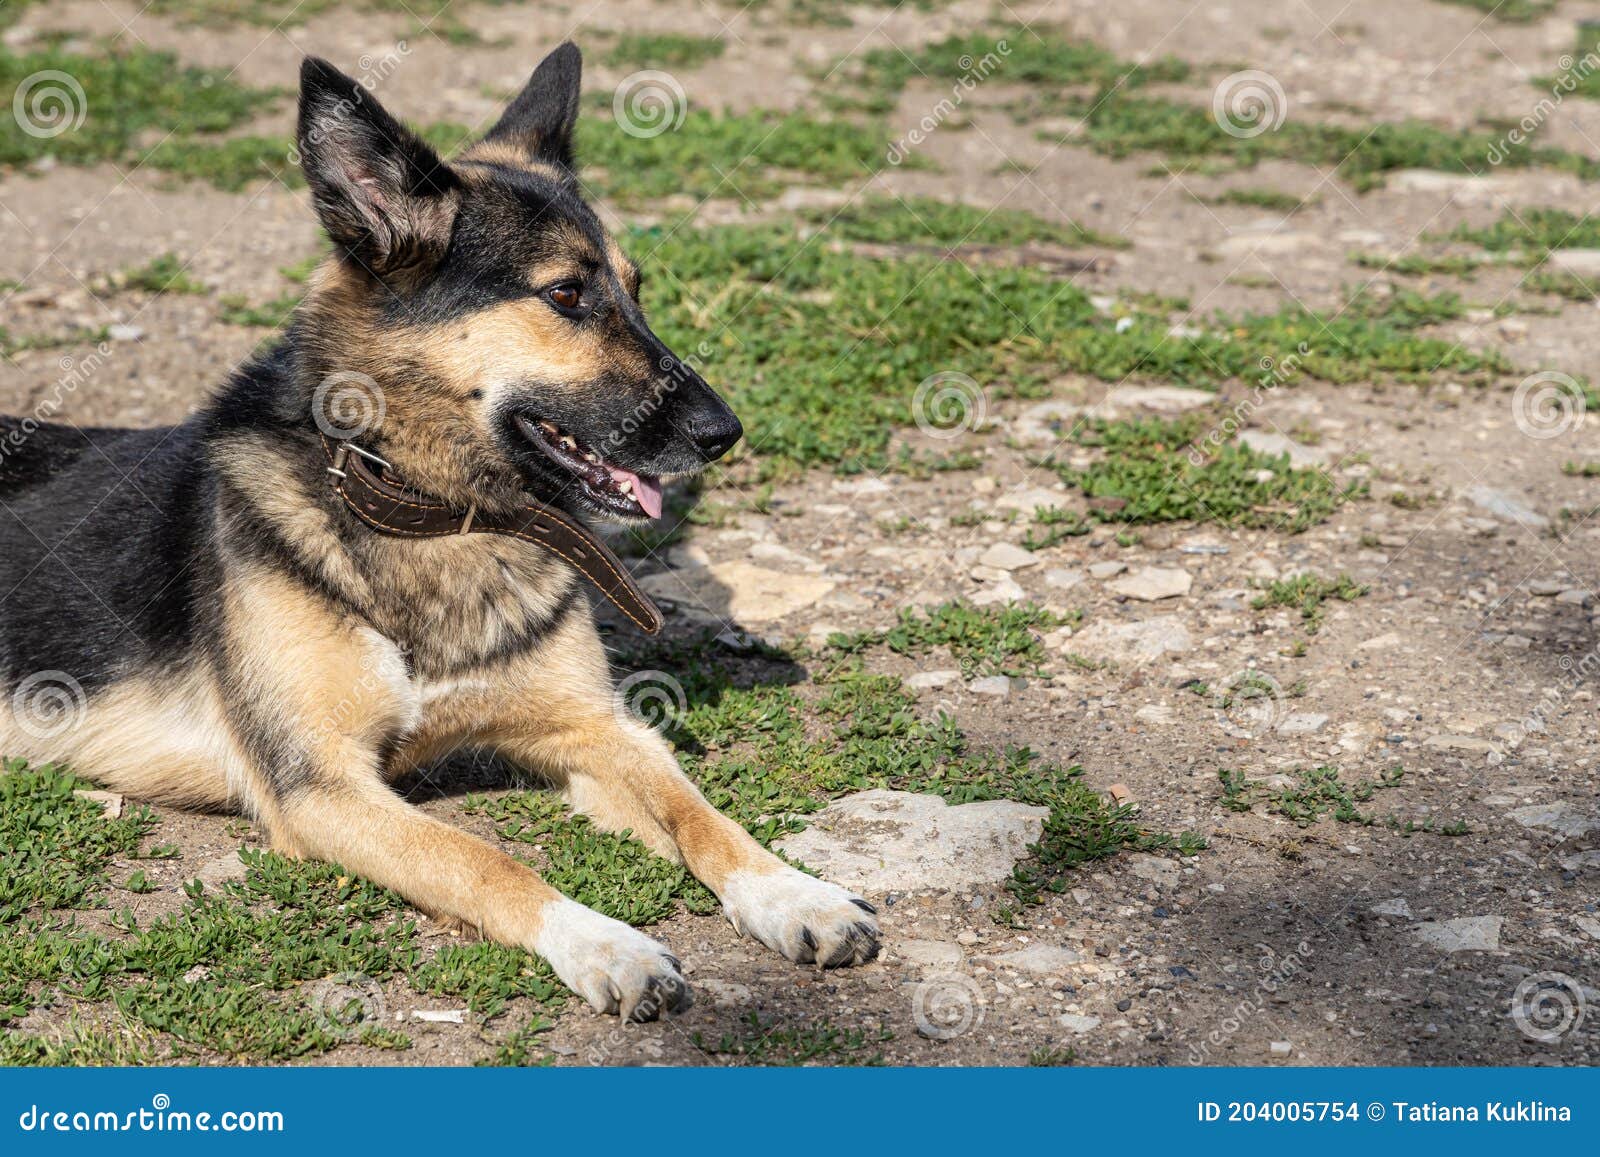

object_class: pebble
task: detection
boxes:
[906,669,960,691]
[978,542,1039,571]
[1107,567,1192,602]
[1057,1014,1102,1033]
[107,324,144,342]
[1414,915,1503,952]
[1044,568,1087,590]
[1087,561,1127,579]
[1276,713,1329,736]
[969,675,1013,697]
[1269,1040,1292,1057]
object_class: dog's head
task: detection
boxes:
[291,44,740,522]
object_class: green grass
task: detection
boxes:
[1250,573,1369,632]
[692,1011,891,1065]
[578,109,924,206]
[1524,268,1600,301]
[0,44,277,171]
[802,194,1125,248]
[600,33,726,71]
[827,602,1074,678]
[1434,0,1557,23]
[1449,208,1600,256]
[1195,188,1310,212]
[1219,765,1406,827]
[114,254,209,296]
[1053,415,1365,533]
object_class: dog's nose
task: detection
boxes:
[688,407,743,461]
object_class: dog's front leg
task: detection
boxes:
[223,574,689,1020]
[485,619,880,969]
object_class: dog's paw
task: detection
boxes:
[534,899,692,1021]
[720,867,880,968]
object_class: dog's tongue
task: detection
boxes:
[608,466,664,519]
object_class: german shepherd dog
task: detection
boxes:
[0,44,878,1020]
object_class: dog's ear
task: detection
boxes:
[481,42,582,169]
[296,57,460,276]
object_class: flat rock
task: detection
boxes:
[1423,734,1501,755]
[1066,617,1192,663]
[1107,567,1192,601]
[1238,430,1327,467]
[1134,704,1175,726]
[1087,561,1127,579]
[1277,712,1329,736]
[641,562,836,624]
[74,788,123,818]
[978,542,1039,571]
[971,578,1026,606]
[1045,568,1087,590]
[1057,1014,1102,1033]
[1128,854,1181,885]
[196,852,248,889]
[1214,230,1328,258]
[906,669,960,691]
[776,789,1050,892]
[981,944,1084,974]
[695,979,755,1007]
[1098,384,1217,416]
[1547,249,1600,277]
[1371,897,1413,919]
[1414,915,1503,952]
[894,939,965,969]
[1507,800,1598,838]
[995,487,1069,514]
[1463,484,1548,530]
[968,675,1013,697]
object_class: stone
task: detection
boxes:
[775,789,1050,892]
[895,939,965,970]
[73,789,123,818]
[747,541,820,571]
[1276,713,1329,736]
[1057,1014,1102,1033]
[1574,916,1600,943]
[981,944,1084,974]
[906,669,960,691]
[1414,915,1503,952]
[1463,484,1548,530]
[1097,384,1217,416]
[968,675,1013,697]
[107,323,144,342]
[1358,632,1402,651]
[1128,854,1180,886]
[640,562,836,624]
[995,487,1069,514]
[1422,734,1501,755]
[1371,898,1412,919]
[1107,567,1192,602]
[412,1010,465,1024]
[1507,800,1598,838]
[1045,568,1087,590]
[1547,249,1600,278]
[1556,589,1593,606]
[978,542,1039,571]
[1269,1040,1292,1057]
[1238,430,1327,467]
[696,979,754,1007]
[1088,561,1128,579]
[1066,617,1192,663]
[971,578,1026,606]
[196,853,248,889]
[1528,578,1570,596]
[1134,704,1175,726]
[1214,230,1328,259]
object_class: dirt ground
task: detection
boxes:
[2,0,1597,1066]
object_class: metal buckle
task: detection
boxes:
[343,442,392,471]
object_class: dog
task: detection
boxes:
[0,43,878,1021]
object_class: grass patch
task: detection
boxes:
[827,602,1073,678]
[1195,188,1309,212]
[1055,415,1364,533]
[1449,208,1600,257]
[692,1011,891,1065]
[0,44,276,172]
[1250,573,1369,632]
[112,254,209,296]
[1435,0,1556,23]
[1219,765,1406,827]
[803,194,1125,248]
[600,33,725,71]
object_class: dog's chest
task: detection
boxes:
[362,536,579,672]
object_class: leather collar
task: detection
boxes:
[321,435,663,635]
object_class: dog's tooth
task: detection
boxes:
[618,477,635,495]
[583,451,600,464]
[538,420,558,435]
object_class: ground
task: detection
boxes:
[1,0,1598,1068]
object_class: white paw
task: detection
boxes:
[534,899,692,1021]
[720,867,880,968]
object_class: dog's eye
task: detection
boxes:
[547,283,583,312]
